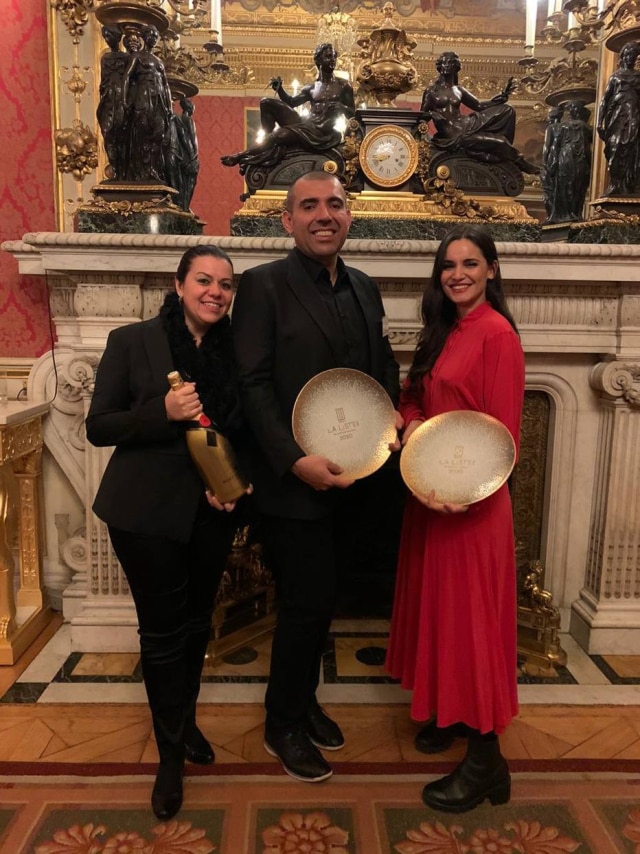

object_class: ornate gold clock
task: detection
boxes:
[358,124,419,189]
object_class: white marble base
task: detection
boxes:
[571,615,640,654]
[571,597,640,654]
[70,602,139,652]
[62,584,89,621]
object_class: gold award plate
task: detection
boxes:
[400,410,516,505]
[292,368,397,479]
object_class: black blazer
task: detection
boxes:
[232,249,400,520]
[86,315,206,543]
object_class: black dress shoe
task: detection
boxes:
[185,724,215,765]
[151,762,184,821]
[307,705,345,751]
[265,727,333,782]
[414,720,469,755]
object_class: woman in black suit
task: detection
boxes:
[86,245,248,820]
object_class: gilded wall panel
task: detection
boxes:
[223,0,529,39]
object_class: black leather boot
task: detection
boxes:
[422,732,510,813]
[138,627,188,819]
[152,761,184,821]
[184,624,216,764]
[414,720,470,754]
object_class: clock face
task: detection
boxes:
[360,125,419,189]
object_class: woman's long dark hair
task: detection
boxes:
[408,224,518,391]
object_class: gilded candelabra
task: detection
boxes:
[148,0,231,78]
[563,0,640,50]
[518,9,598,105]
[519,0,640,105]
[95,0,236,87]
[152,0,209,36]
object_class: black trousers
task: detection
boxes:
[261,474,380,732]
[260,461,404,732]
[109,497,236,765]
[262,515,336,732]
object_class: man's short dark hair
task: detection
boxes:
[284,170,345,212]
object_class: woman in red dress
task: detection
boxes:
[386,224,525,813]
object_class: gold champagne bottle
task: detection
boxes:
[167,370,249,504]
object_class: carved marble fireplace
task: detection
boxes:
[3,232,640,655]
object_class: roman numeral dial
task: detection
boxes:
[359,125,419,189]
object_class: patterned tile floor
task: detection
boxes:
[4,619,640,707]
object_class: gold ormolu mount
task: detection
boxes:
[355,0,417,107]
[208,524,276,663]
[517,560,567,676]
[234,187,535,224]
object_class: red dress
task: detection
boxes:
[386,302,525,735]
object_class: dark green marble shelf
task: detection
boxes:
[230,216,288,238]
[231,215,541,242]
[76,210,204,235]
[568,221,640,244]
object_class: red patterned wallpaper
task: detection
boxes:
[0,0,55,357]
[190,94,259,236]
[0,5,259,357]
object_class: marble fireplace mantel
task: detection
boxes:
[3,232,640,655]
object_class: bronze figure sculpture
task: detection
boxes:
[541,105,564,222]
[597,40,640,197]
[122,25,173,183]
[175,98,200,212]
[163,113,183,204]
[220,43,354,173]
[97,25,128,181]
[420,51,538,175]
[543,101,592,223]
[557,101,592,221]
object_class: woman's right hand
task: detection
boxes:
[401,418,424,446]
[165,382,203,421]
[413,489,469,514]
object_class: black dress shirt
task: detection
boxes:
[294,248,371,374]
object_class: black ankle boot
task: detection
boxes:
[422,733,510,813]
[151,762,184,821]
[414,720,469,754]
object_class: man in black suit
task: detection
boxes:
[232,171,401,782]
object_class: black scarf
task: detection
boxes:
[160,291,242,435]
